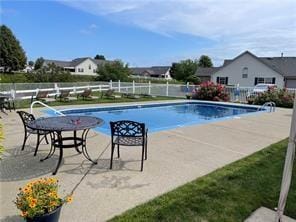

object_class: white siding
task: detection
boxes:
[73,58,98,76]
[211,53,284,87]
[164,69,172,80]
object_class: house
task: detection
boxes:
[196,51,296,88]
[43,57,107,75]
[130,66,172,80]
[195,67,221,83]
[23,65,34,73]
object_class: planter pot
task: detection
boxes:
[26,205,62,222]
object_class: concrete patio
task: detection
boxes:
[0,101,292,222]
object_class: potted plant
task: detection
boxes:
[15,177,73,222]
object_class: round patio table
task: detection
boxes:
[27,116,104,175]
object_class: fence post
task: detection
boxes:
[186,82,189,93]
[148,81,151,95]
[10,89,16,99]
[166,81,169,96]
[118,80,121,93]
[109,80,113,89]
[132,80,135,94]
[54,83,60,95]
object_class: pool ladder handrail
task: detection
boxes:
[30,101,65,116]
[257,101,276,112]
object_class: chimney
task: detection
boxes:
[281,52,284,57]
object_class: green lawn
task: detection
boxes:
[13,93,179,109]
[110,139,296,222]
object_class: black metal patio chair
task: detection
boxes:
[110,120,148,171]
[17,111,50,156]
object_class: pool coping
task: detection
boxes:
[43,100,268,135]
[58,100,264,114]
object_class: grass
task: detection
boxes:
[13,93,179,109]
[110,139,296,222]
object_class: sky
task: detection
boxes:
[0,0,296,67]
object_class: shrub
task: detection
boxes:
[249,87,294,108]
[15,177,73,219]
[192,81,229,101]
[186,75,201,85]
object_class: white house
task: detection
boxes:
[130,66,172,80]
[195,51,296,88]
[43,57,107,75]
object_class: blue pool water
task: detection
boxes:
[46,102,262,135]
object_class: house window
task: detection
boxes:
[216,77,228,85]
[89,64,91,70]
[242,67,248,78]
[93,69,96,73]
[254,77,276,85]
[78,68,84,73]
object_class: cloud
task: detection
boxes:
[79,23,98,35]
[0,7,18,16]
[59,0,296,64]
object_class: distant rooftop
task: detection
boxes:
[43,57,108,68]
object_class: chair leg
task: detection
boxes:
[44,134,49,144]
[141,144,145,171]
[34,133,41,156]
[145,138,148,160]
[21,132,29,151]
[110,143,115,169]
[117,144,120,158]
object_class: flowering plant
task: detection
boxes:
[249,87,294,108]
[15,177,73,219]
[192,81,229,101]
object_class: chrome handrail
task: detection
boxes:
[258,101,276,112]
[30,101,65,116]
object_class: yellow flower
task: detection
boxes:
[20,211,28,217]
[29,202,36,208]
[50,201,57,207]
[29,198,37,208]
[66,195,73,203]
[48,191,58,198]
[22,187,32,194]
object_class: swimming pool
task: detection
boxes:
[46,102,263,135]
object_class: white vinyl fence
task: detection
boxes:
[1,80,295,103]
[0,81,195,100]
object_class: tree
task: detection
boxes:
[26,63,73,82]
[170,59,198,82]
[34,57,44,70]
[0,25,27,72]
[186,75,201,85]
[28,61,34,67]
[94,54,106,60]
[96,60,131,81]
[198,55,213,68]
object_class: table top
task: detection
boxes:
[27,116,104,132]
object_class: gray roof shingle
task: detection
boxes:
[222,51,296,77]
[44,57,108,68]
[130,66,170,76]
[195,67,221,76]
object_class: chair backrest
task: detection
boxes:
[36,90,49,99]
[110,120,145,137]
[17,111,35,127]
